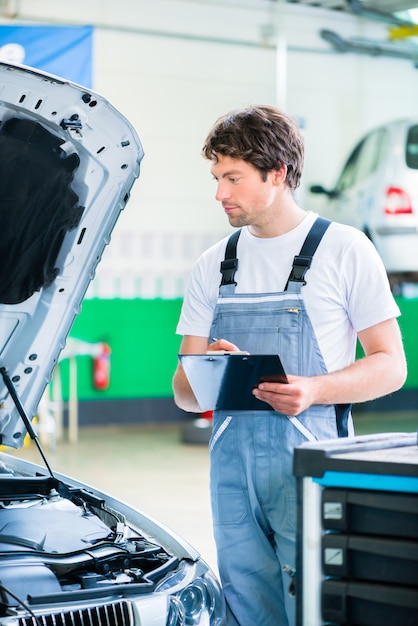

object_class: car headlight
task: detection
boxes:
[156,562,226,625]
[166,595,185,626]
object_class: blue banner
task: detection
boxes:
[0,25,93,87]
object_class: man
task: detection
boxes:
[172,105,406,626]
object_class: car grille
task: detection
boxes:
[17,600,134,626]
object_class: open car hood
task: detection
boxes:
[0,61,144,448]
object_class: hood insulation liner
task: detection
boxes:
[0,117,84,304]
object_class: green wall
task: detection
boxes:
[61,296,418,402]
[61,299,183,400]
[394,296,418,388]
[355,296,418,389]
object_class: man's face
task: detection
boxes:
[210,154,282,230]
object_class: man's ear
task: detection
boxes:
[272,163,287,186]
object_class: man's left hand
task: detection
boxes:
[252,374,315,416]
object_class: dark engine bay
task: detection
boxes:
[0,471,178,612]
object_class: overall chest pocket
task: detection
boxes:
[216,306,301,357]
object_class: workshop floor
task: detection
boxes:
[9,410,418,576]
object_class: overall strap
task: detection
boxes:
[220,228,241,286]
[219,217,331,289]
[285,217,331,290]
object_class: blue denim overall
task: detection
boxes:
[209,218,351,626]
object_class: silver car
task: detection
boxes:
[310,119,418,285]
[0,61,225,626]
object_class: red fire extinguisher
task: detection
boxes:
[93,342,111,390]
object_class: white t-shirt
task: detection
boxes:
[176,212,400,373]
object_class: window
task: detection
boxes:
[406,124,418,170]
[335,128,388,193]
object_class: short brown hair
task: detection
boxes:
[202,104,304,189]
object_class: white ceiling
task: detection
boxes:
[283,0,418,63]
[283,0,418,24]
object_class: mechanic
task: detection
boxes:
[172,104,407,626]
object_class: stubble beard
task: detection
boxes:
[227,211,250,228]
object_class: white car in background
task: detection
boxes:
[0,61,225,626]
[310,119,418,287]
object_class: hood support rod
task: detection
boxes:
[0,367,54,478]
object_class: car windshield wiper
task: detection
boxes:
[0,367,54,478]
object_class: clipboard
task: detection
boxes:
[179,353,287,412]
